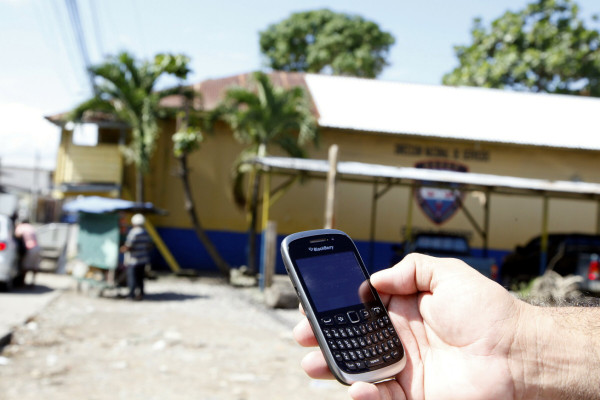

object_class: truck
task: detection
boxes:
[501,233,600,289]
[391,232,498,280]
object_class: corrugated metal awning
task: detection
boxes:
[252,156,600,200]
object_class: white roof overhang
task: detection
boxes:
[253,156,600,201]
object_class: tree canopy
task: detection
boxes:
[216,71,318,207]
[443,0,600,97]
[69,51,191,201]
[259,9,395,78]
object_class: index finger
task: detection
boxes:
[370,253,476,295]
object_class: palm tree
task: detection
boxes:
[172,100,232,276]
[69,51,191,202]
[215,71,318,274]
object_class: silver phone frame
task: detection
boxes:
[281,229,406,385]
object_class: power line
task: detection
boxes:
[88,0,105,59]
[34,0,82,96]
[64,0,97,95]
[130,0,148,59]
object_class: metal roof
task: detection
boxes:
[253,156,600,200]
[305,74,600,151]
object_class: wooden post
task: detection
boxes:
[405,185,415,244]
[540,195,549,276]
[324,144,339,229]
[596,199,600,234]
[262,221,277,290]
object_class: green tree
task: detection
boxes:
[215,71,318,273]
[69,51,191,202]
[259,9,395,78]
[443,0,600,96]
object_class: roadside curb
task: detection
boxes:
[0,289,65,352]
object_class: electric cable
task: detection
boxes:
[64,0,97,95]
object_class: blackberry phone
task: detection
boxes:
[281,229,406,385]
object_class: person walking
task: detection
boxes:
[14,218,41,286]
[120,214,152,300]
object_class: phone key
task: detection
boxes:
[322,317,334,326]
[347,311,361,323]
[366,357,384,367]
[371,307,382,316]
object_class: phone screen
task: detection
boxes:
[295,251,376,312]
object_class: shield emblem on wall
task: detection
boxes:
[414,160,468,225]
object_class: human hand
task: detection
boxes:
[294,253,524,400]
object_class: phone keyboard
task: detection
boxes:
[321,307,403,373]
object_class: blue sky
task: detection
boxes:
[1,0,598,169]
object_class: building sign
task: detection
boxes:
[414,160,468,225]
[396,144,490,162]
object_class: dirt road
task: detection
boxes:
[0,274,349,400]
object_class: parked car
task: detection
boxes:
[500,233,600,287]
[391,232,498,280]
[575,253,600,294]
[0,214,18,291]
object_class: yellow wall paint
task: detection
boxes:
[56,120,600,253]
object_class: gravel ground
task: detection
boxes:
[0,274,349,400]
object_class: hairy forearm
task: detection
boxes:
[511,302,600,400]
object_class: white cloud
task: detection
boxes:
[0,102,60,170]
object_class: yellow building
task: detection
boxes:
[48,72,600,273]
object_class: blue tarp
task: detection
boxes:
[62,196,163,214]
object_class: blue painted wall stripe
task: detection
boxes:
[152,227,510,275]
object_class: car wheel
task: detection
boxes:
[0,279,12,292]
